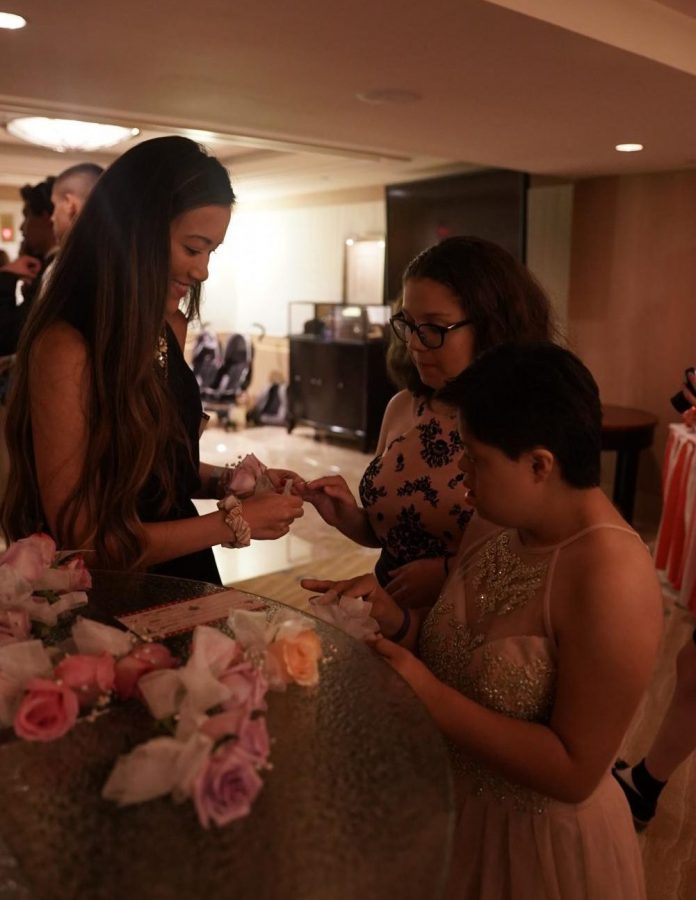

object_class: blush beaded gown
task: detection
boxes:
[419,524,647,900]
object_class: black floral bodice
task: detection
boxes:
[359,396,473,572]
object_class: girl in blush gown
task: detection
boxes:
[308,343,662,900]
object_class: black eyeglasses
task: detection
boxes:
[389,314,472,350]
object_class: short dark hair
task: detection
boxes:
[54,162,104,188]
[388,236,555,396]
[438,342,602,488]
[20,177,55,216]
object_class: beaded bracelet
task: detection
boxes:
[217,494,252,548]
[385,606,411,644]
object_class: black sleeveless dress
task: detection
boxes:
[137,324,222,585]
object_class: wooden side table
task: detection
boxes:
[601,405,658,524]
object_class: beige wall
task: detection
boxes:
[202,186,386,337]
[567,169,696,524]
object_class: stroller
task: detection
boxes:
[199,332,254,430]
[191,325,222,391]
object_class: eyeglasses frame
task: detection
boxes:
[389,313,473,349]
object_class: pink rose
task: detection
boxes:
[225,454,267,499]
[218,660,268,713]
[200,709,248,743]
[199,711,270,768]
[193,743,263,828]
[237,716,270,765]
[0,609,31,646]
[61,555,92,589]
[0,534,56,583]
[267,629,322,687]
[54,652,115,707]
[114,643,177,700]
[14,677,79,741]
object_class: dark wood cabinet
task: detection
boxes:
[287,336,395,452]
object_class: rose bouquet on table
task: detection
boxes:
[0,615,176,740]
[0,533,91,636]
[102,607,322,827]
[0,538,323,829]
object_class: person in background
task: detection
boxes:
[307,343,662,900]
[18,177,57,305]
[50,162,104,246]
[0,177,56,356]
[0,179,56,507]
[297,237,555,609]
[1,137,302,583]
[612,368,696,827]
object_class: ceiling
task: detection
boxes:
[0,0,696,199]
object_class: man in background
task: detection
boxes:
[0,176,56,356]
[50,162,103,245]
[0,176,57,505]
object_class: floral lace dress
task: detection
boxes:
[358,397,473,586]
[419,525,646,900]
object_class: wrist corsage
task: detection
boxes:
[217,494,252,548]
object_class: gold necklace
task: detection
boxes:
[155,329,168,378]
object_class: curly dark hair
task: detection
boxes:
[20,177,56,216]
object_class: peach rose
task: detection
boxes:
[54,652,115,707]
[114,643,177,700]
[14,677,79,741]
[267,629,321,687]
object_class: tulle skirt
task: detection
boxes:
[447,773,645,900]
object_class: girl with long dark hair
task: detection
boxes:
[2,136,302,582]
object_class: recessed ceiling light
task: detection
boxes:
[356,88,422,105]
[615,143,644,152]
[6,117,139,152]
[0,12,26,29]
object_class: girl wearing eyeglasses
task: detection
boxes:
[300,236,555,613]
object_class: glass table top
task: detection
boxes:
[0,571,453,900]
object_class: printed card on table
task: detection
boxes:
[116,589,267,640]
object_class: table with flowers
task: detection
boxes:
[0,566,453,900]
[655,423,696,613]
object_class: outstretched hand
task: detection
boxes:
[300,571,379,601]
[301,572,405,636]
[299,475,359,525]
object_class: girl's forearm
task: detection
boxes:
[423,680,599,804]
[337,507,381,547]
[137,510,230,566]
